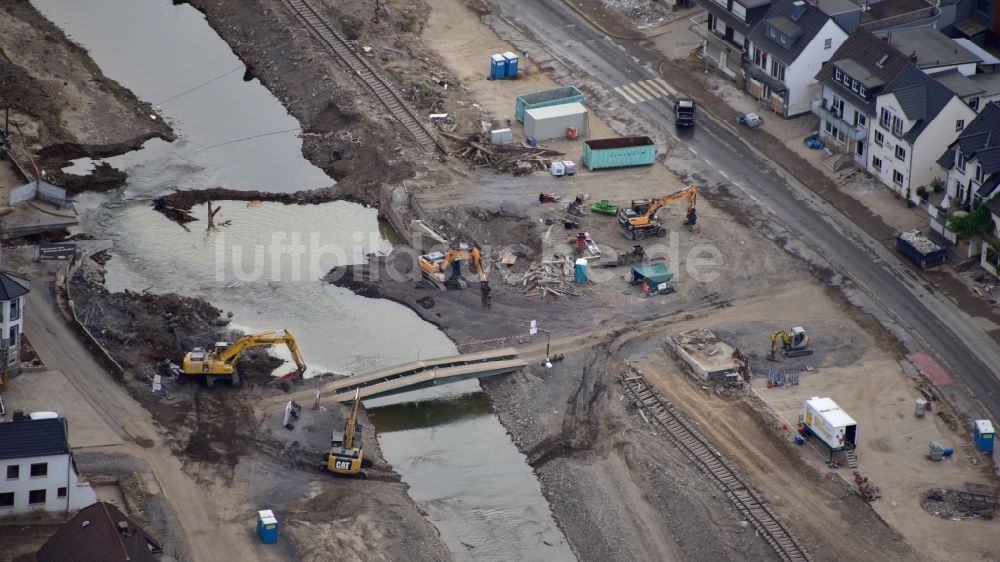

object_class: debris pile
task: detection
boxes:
[853,471,881,502]
[922,488,996,520]
[442,131,563,175]
[506,259,581,298]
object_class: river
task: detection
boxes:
[31,0,573,559]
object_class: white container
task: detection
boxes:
[803,397,858,451]
[524,102,588,141]
[563,160,576,175]
[915,398,927,417]
[490,128,514,145]
[550,161,565,177]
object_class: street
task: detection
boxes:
[485,0,1000,419]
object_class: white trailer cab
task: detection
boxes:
[802,397,858,451]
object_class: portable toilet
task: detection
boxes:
[490,54,507,80]
[974,420,995,452]
[574,258,588,284]
[503,51,519,77]
[257,510,279,544]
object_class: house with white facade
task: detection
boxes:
[744,0,849,117]
[0,416,96,516]
[699,0,771,79]
[0,271,28,372]
[982,198,1000,276]
[868,65,975,197]
[813,28,910,167]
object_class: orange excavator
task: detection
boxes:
[418,245,491,307]
[618,185,698,240]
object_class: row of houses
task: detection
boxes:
[696,0,1000,277]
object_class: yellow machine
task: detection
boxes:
[322,390,369,477]
[768,327,813,360]
[418,245,491,306]
[618,185,698,240]
[182,330,307,386]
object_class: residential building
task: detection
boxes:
[0,416,96,516]
[814,28,909,165]
[0,271,29,372]
[933,69,1000,112]
[37,502,163,562]
[868,65,975,196]
[745,0,849,116]
[698,0,771,79]
[875,28,981,77]
[935,102,1000,211]
[981,197,1000,276]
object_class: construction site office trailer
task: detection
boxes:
[802,397,858,452]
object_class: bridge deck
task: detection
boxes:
[330,358,527,402]
[328,347,519,394]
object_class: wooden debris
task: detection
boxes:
[440,130,564,175]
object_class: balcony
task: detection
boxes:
[811,100,867,142]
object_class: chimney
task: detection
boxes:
[118,521,130,537]
[792,0,807,20]
[911,51,918,63]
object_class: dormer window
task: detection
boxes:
[851,80,860,94]
[859,85,867,98]
[834,68,844,82]
[732,2,747,20]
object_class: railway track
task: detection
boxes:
[281,0,447,154]
[620,369,811,562]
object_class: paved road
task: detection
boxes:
[23,274,259,562]
[486,0,1000,418]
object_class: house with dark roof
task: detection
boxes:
[982,197,1000,276]
[744,0,849,116]
[0,270,29,372]
[813,28,910,167]
[698,0,771,79]
[875,28,982,77]
[935,102,1000,212]
[0,416,96,516]
[37,501,163,562]
[868,64,975,196]
[934,70,1000,113]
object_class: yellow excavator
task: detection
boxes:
[418,244,492,307]
[182,329,307,387]
[321,389,370,478]
[768,327,813,360]
[618,185,698,240]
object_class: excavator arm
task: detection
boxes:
[622,185,698,230]
[217,330,307,374]
[420,247,491,307]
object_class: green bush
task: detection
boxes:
[946,199,996,239]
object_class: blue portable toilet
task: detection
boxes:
[257,510,279,544]
[574,258,588,284]
[974,420,995,453]
[490,54,507,80]
[503,51,519,77]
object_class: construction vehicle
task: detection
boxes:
[418,245,492,307]
[618,185,698,240]
[590,200,619,216]
[617,244,646,266]
[321,389,370,478]
[768,327,813,360]
[674,98,696,127]
[182,329,306,387]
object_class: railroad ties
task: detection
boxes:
[281,0,447,154]
[620,369,811,562]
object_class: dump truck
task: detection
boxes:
[674,98,695,127]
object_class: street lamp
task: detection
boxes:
[537,329,552,368]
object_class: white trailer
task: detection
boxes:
[802,397,858,452]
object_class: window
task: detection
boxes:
[957,120,966,132]
[835,68,844,82]
[732,2,747,19]
[28,489,46,505]
[958,151,967,172]
[831,96,844,117]
[851,80,860,93]
[57,487,67,498]
[753,47,763,67]
[824,38,832,49]
[976,163,985,183]
[977,0,991,14]
[0,492,13,508]
[880,108,891,128]
[874,130,884,146]
[895,145,907,160]
[770,59,786,81]
[859,85,867,98]
[872,156,882,170]
[8,325,17,345]
[9,299,19,321]
[30,463,47,477]
[892,116,904,137]
[969,97,980,111]
[767,25,778,40]
[857,113,867,128]
[6,465,19,480]
[893,170,905,185]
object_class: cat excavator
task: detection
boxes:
[618,185,698,240]
[321,389,371,478]
[418,244,492,307]
[182,329,306,387]
[768,327,813,361]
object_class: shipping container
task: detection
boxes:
[490,54,507,80]
[524,103,588,141]
[895,230,946,268]
[515,86,585,123]
[503,51,519,77]
[802,397,858,452]
[582,136,656,170]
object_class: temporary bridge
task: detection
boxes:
[327,347,526,402]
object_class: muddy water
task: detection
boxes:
[34,0,573,559]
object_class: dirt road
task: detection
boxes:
[23,270,259,562]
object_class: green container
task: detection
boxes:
[515,86,585,123]
[590,200,619,215]
[582,136,656,171]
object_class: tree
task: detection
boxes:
[946,199,996,239]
